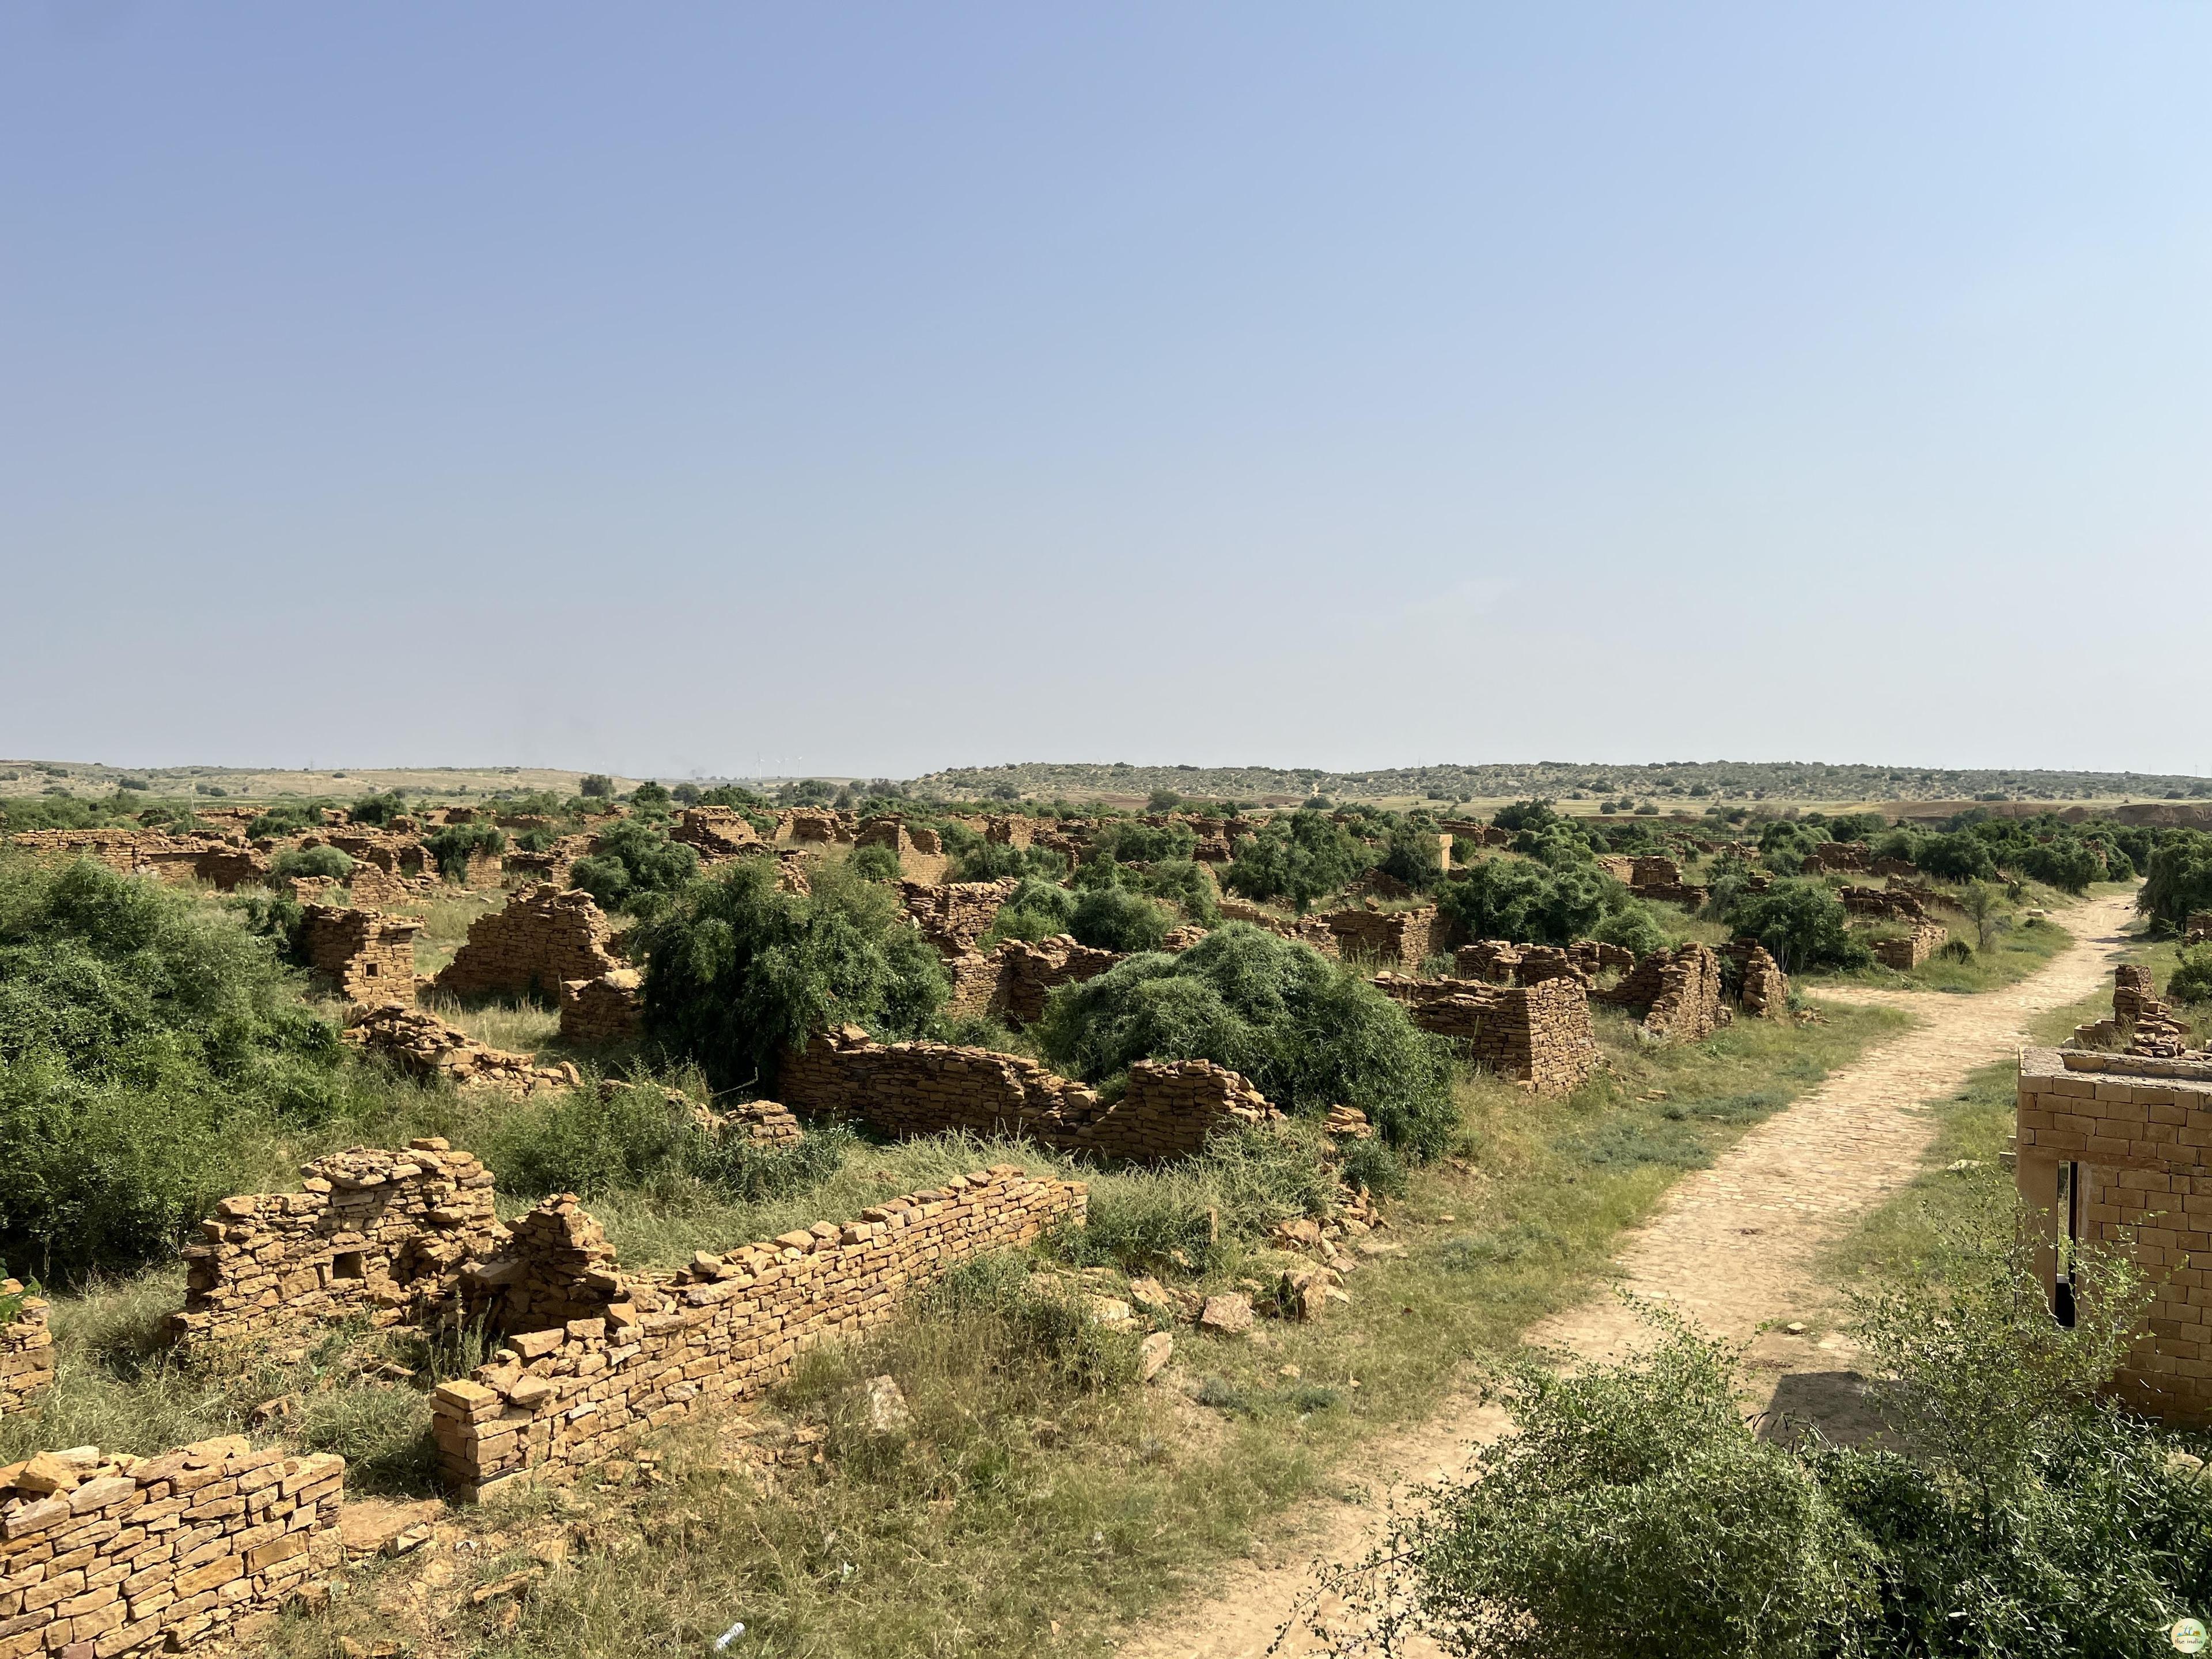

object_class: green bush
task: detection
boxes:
[986,877,1079,943]
[579,774,616,799]
[1435,857,1633,946]
[2142,834,2212,935]
[423,822,506,882]
[2169,945,2212,1007]
[1068,886,1173,953]
[267,845,354,883]
[848,844,903,884]
[1336,1134,1406,1198]
[1590,902,1666,956]
[946,838,1068,883]
[1034,923,1457,1156]
[638,857,947,1091]
[245,801,332,839]
[0,857,346,1283]
[1223,810,1370,914]
[347,791,407,827]
[484,1082,854,1202]
[1726,882,1871,972]
[567,820,699,918]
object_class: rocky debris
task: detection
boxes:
[1725,938,1791,1019]
[344,1003,577,1094]
[1840,884,1929,922]
[0,1437,345,1655]
[2072,965,2200,1059]
[1595,942,1728,1042]
[335,1496,444,1560]
[169,1138,504,1351]
[1198,1293,1255,1335]
[1324,1104,1374,1139]
[863,1374,912,1433]
[1138,1331,1175,1380]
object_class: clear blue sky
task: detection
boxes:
[5,3,2208,781]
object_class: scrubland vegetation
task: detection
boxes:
[7,774,2212,1657]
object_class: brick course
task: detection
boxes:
[1372,974,1597,1093]
[433,1166,1085,1499]
[0,1282,52,1420]
[298,905,419,1004]
[434,885,622,1001]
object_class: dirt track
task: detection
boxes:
[1119,891,2139,1659]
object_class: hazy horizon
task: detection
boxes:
[7,3,2209,779]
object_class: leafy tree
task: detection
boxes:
[347,791,407,826]
[1033,923,1456,1156]
[1725,882,1870,972]
[638,857,946,1091]
[2169,945,2212,1007]
[1436,858,1633,946]
[568,820,699,918]
[2141,833,2212,934]
[1916,830,2001,883]
[1146,788,1183,811]
[578,773,616,798]
[1490,799,1560,835]
[628,781,672,809]
[672,783,702,805]
[847,844,903,884]
[1067,887,1173,953]
[1223,810,1369,914]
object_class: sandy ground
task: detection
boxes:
[1118,891,2141,1659]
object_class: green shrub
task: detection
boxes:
[1223,810,1369,914]
[347,791,407,827]
[946,839,1067,882]
[1336,1134,1406,1197]
[1068,886,1173,952]
[2142,834,2212,935]
[423,822,506,882]
[2169,945,2212,1007]
[1435,857,1632,947]
[1725,882,1871,972]
[484,1082,854,1202]
[1034,923,1456,1157]
[1590,902,1666,956]
[567,820,699,918]
[848,844,902,884]
[267,845,354,883]
[245,801,331,839]
[638,857,947,1091]
[579,774,615,798]
[628,781,671,809]
[0,857,346,1283]
[985,877,1079,944]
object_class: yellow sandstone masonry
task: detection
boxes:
[0,1438,344,1657]
[432,1166,1087,1499]
[0,1282,53,1419]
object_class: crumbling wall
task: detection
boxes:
[1372,974,1597,1094]
[558,969,643,1046]
[671,808,762,862]
[1725,939,1791,1019]
[434,884,621,1001]
[1596,942,1726,1041]
[899,878,1019,952]
[1627,855,1710,910]
[431,1166,1085,1498]
[168,1140,502,1352]
[1871,922,1949,971]
[1217,901,1339,956]
[344,1005,577,1093]
[779,1027,1279,1161]
[1453,938,1634,987]
[1,1279,54,1418]
[1804,842,1873,875]
[1841,885,1927,922]
[855,820,950,883]
[298,905,420,1004]
[1324,905,1440,971]
[502,833,596,888]
[2073,965,2196,1058]
[0,1438,345,1656]
[990,936,1124,1025]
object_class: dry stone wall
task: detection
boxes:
[1871,922,1949,970]
[558,969,643,1046]
[988,936,1123,1025]
[431,1166,1085,1498]
[899,878,1020,952]
[1323,906,1440,970]
[1596,942,1726,1041]
[1372,974,1597,1093]
[298,906,419,1005]
[344,1005,576,1094]
[780,1027,1280,1160]
[434,885,621,1001]
[1725,939,1791,1018]
[0,1438,345,1658]
[0,1282,53,1419]
[168,1140,502,1353]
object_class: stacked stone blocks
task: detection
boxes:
[0,1283,52,1419]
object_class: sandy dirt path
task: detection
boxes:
[1119,891,2139,1659]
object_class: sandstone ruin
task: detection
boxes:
[1871,921,1949,969]
[433,884,622,1001]
[343,1003,577,1094]
[1594,942,1727,1042]
[432,1165,1086,1498]
[1322,904,1441,971]
[298,904,419,1004]
[0,1438,346,1657]
[557,967,645,1046]
[0,1279,54,1419]
[167,1140,502,1353]
[780,1026,1282,1161]
[1371,973,1599,1093]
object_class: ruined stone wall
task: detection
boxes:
[1372,974,1597,1094]
[1324,906,1440,971]
[434,885,620,1000]
[1,1281,53,1419]
[990,936,1123,1025]
[0,1438,345,1657]
[298,906,420,1005]
[1596,942,1726,1041]
[502,834,595,888]
[1216,902,1340,956]
[1841,885,1927,922]
[1871,922,1949,971]
[168,1141,502,1352]
[1804,842,1873,875]
[899,878,1019,952]
[671,808,762,861]
[2071,965,2196,1058]
[2016,1047,2212,1422]
[779,1027,1278,1161]
[1725,939,1791,1018]
[344,1005,576,1093]
[1453,938,1633,987]
[558,969,643,1046]
[431,1167,1085,1498]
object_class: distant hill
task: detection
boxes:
[908,759,2212,808]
